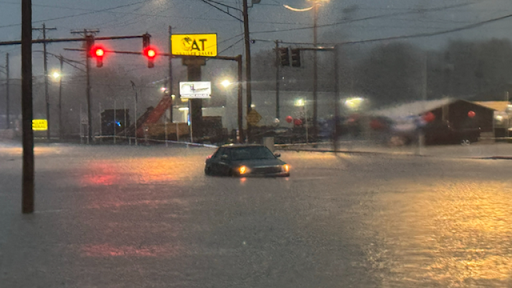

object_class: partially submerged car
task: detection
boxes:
[204,144,290,177]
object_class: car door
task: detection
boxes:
[215,149,232,175]
[210,148,232,175]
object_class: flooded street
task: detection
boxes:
[1,144,512,287]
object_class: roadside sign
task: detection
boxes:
[246,109,262,126]
[180,81,211,99]
[171,34,217,57]
[32,119,48,131]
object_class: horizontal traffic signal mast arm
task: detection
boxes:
[294,47,335,51]
[64,48,242,61]
[0,35,146,46]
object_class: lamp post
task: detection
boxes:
[295,98,308,143]
[221,76,244,143]
[284,0,329,142]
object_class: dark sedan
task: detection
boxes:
[204,144,290,177]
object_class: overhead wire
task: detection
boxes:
[0,1,147,29]
[250,2,479,35]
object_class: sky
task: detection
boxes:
[1,0,512,80]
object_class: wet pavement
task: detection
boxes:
[278,140,512,159]
[1,144,512,287]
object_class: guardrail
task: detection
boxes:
[93,135,218,148]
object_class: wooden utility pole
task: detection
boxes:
[58,55,63,138]
[71,29,100,144]
[168,26,174,123]
[5,53,9,129]
[312,4,319,142]
[33,24,56,140]
[21,0,34,214]
[242,0,253,142]
[275,40,280,120]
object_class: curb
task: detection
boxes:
[276,147,512,160]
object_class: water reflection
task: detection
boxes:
[368,179,512,286]
[82,157,202,186]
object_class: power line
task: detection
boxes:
[0,1,147,29]
[199,0,243,22]
[219,37,245,55]
[253,11,512,47]
[251,2,478,35]
[334,12,512,46]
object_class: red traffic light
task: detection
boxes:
[90,46,105,58]
[143,46,157,68]
[146,48,156,58]
[95,48,105,57]
[143,46,157,58]
[90,46,105,68]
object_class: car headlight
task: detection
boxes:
[282,164,290,173]
[238,166,250,175]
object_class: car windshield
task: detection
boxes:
[230,146,275,160]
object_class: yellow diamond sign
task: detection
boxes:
[246,109,262,126]
[171,34,217,57]
[32,119,48,131]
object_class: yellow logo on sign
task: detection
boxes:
[171,34,217,57]
[32,119,48,131]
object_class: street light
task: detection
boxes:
[221,79,232,88]
[344,97,365,111]
[284,0,330,142]
[51,71,61,80]
[294,98,309,143]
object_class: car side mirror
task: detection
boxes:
[274,153,281,158]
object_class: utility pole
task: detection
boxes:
[312,3,319,142]
[58,55,63,138]
[5,53,9,129]
[275,40,280,120]
[33,23,56,140]
[71,29,100,144]
[236,55,244,143]
[168,26,174,123]
[242,0,253,142]
[22,0,34,214]
[333,45,339,153]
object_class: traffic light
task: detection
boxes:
[291,48,301,67]
[90,46,105,68]
[278,47,290,66]
[142,33,155,68]
[143,47,157,68]
[142,33,151,49]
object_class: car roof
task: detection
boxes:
[220,144,265,149]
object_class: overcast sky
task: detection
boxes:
[1,0,512,79]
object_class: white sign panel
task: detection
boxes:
[180,81,211,99]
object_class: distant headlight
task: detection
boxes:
[239,166,250,175]
[282,164,290,173]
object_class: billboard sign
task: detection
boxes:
[171,34,217,57]
[180,81,212,99]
